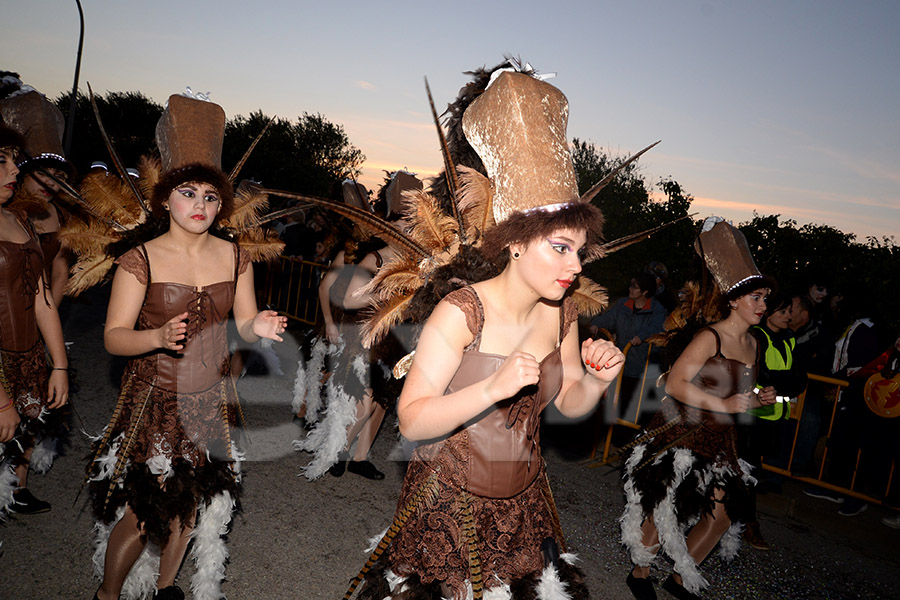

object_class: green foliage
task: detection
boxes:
[55,91,163,174]
[739,213,900,334]
[572,138,697,297]
[223,111,364,197]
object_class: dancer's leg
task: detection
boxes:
[631,517,660,578]
[345,389,376,457]
[352,398,385,461]
[156,512,195,589]
[96,507,148,600]
[14,443,33,487]
[672,488,730,585]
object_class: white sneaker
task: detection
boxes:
[881,514,900,529]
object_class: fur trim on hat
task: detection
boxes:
[481,202,604,266]
[150,163,234,221]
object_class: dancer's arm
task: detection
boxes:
[233,260,287,343]
[318,251,345,343]
[34,274,68,408]
[554,329,624,419]
[0,387,20,441]
[398,299,541,441]
[665,329,753,413]
[104,267,188,356]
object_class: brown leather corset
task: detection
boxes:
[675,340,759,432]
[0,238,43,352]
[133,280,234,394]
[440,346,563,499]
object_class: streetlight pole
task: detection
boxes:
[63,0,84,157]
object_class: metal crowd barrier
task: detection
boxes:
[262,256,324,326]
[585,340,897,507]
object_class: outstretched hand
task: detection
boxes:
[156,312,188,351]
[253,310,288,342]
[581,338,625,384]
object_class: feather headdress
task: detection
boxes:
[60,89,283,295]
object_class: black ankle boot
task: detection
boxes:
[662,574,701,600]
[347,459,384,480]
[626,572,657,600]
[329,452,348,477]
[154,585,185,600]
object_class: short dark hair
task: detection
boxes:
[634,271,657,298]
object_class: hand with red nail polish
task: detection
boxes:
[581,338,624,383]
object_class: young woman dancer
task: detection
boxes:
[621,219,777,600]
[88,93,286,600]
[0,119,69,515]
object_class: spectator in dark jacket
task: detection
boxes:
[590,272,667,421]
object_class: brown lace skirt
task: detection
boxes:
[385,459,564,599]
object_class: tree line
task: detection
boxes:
[53,91,899,336]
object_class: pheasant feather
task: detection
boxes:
[580,141,661,204]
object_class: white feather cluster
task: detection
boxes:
[0,461,17,518]
[190,492,235,600]
[29,435,59,474]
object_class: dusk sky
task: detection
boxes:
[6,1,899,241]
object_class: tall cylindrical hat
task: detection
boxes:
[0,90,73,178]
[694,218,764,294]
[151,93,232,217]
[462,71,580,224]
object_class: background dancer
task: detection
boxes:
[85,92,286,600]
[293,173,419,480]
[0,109,69,516]
[620,218,776,600]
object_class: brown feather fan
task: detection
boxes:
[362,290,416,349]
[137,156,161,202]
[233,227,284,263]
[65,254,115,296]
[403,189,459,254]
[570,276,609,317]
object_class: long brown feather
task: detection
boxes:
[357,258,422,300]
[361,290,415,348]
[570,276,609,317]
[88,83,150,215]
[57,220,119,256]
[258,189,429,260]
[228,117,273,183]
[456,165,494,241]
[425,77,467,244]
[580,141,661,204]
[597,214,694,257]
[80,172,144,226]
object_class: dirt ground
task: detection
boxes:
[1,286,898,599]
